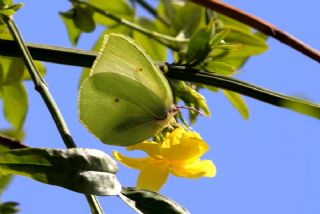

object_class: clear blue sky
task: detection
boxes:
[2,0,320,213]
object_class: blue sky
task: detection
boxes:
[2,0,320,213]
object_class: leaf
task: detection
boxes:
[171,80,210,124]
[0,148,121,196]
[171,2,205,38]
[185,28,211,65]
[2,57,24,85]
[88,0,134,26]
[0,3,23,17]
[224,26,268,55]
[0,141,12,196]
[74,3,95,33]
[0,202,19,214]
[210,29,230,47]
[0,129,24,141]
[133,17,167,61]
[209,14,268,69]
[120,187,190,214]
[206,61,235,76]
[60,10,81,46]
[0,0,13,7]
[2,83,28,130]
[222,90,249,119]
[0,174,11,195]
[281,99,320,118]
[21,60,46,80]
[0,55,45,85]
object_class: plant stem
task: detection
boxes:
[191,0,320,63]
[80,1,187,51]
[1,39,319,120]
[0,134,28,149]
[165,65,320,119]
[3,16,104,214]
[134,0,170,26]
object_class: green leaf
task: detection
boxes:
[0,55,46,84]
[222,90,249,119]
[224,26,268,55]
[185,28,211,65]
[209,14,268,69]
[218,14,252,32]
[210,29,230,47]
[60,10,81,46]
[171,2,205,38]
[0,0,13,7]
[3,57,24,85]
[133,17,167,61]
[0,202,19,214]
[74,3,95,33]
[0,148,121,195]
[171,80,210,124]
[120,187,190,214]
[0,174,11,195]
[88,0,134,26]
[0,140,12,196]
[206,61,235,76]
[2,83,28,130]
[0,129,24,141]
[22,60,46,80]
[0,3,23,17]
[280,99,320,118]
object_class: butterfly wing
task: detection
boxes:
[89,33,173,112]
[79,33,174,146]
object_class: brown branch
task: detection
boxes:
[190,0,320,63]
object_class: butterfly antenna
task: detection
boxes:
[177,106,204,116]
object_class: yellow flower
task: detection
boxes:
[113,128,216,191]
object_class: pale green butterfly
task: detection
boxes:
[78,33,176,146]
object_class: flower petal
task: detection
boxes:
[170,159,216,179]
[161,128,209,162]
[137,162,169,192]
[113,151,155,170]
[127,141,161,157]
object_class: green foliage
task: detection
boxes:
[222,90,249,119]
[73,3,95,32]
[0,202,19,214]
[0,53,45,130]
[88,0,134,26]
[0,1,23,18]
[59,10,81,46]
[0,148,121,195]
[171,80,210,124]
[2,83,27,130]
[133,17,167,61]
[0,139,12,196]
[79,34,174,146]
[184,28,211,66]
[61,0,270,129]
[121,187,190,214]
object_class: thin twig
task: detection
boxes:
[190,0,320,63]
[3,17,104,214]
[0,39,318,120]
[166,65,320,119]
[134,0,170,26]
[80,1,187,51]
